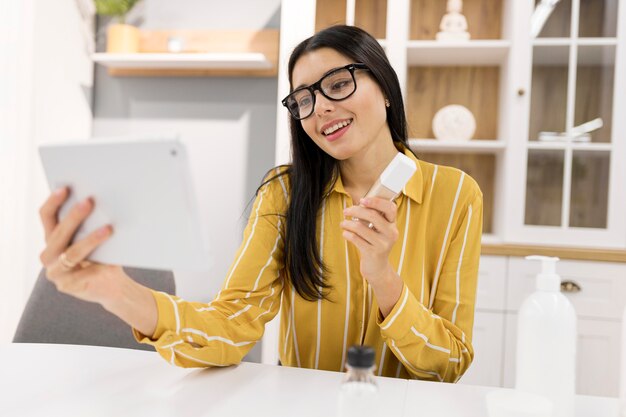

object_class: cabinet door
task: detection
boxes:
[476,255,507,311]
[458,311,504,387]
[506,257,626,320]
[503,313,621,397]
[510,0,626,248]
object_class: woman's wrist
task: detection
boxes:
[101,269,158,337]
[369,265,404,318]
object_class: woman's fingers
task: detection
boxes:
[46,225,113,282]
[344,205,382,226]
[64,225,113,266]
[342,229,370,252]
[342,197,399,249]
[39,187,69,241]
[340,219,377,245]
[360,197,397,222]
[41,198,94,265]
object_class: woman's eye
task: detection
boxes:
[331,80,350,90]
[298,97,312,107]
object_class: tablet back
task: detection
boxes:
[39,137,211,272]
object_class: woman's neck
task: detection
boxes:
[339,137,401,198]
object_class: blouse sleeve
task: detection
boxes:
[133,168,289,368]
[377,180,483,382]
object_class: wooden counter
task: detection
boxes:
[482,243,626,263]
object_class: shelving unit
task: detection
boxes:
[273,0,626,395]
[92,29,279,77]
[276,0,625,246]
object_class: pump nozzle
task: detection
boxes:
[526,255,559,273]
[526,255,561,291]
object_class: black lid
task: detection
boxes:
[347,345,375,368]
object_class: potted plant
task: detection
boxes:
[94,0,141,53]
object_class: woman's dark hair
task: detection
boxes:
[264,25,411,301]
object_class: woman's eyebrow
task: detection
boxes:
[293,65,347,90]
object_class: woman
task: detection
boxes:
[38,25,482,382]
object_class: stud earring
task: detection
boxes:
[385,99,391,108]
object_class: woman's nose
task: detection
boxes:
[313,91,335,115]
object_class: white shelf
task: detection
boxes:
[91,53,273,70]
[527,141,612,152]
[532,38,617,47]
[406,40,511,66]
[409,139,506,153]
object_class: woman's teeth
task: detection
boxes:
[323,119,352,136]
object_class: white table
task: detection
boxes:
[405,380,620,417]
[0,343,619,417]
[0,343,406,417]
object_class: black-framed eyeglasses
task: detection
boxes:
[281,63,369,120]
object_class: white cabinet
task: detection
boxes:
[575,319,622,397]
[459,311,505,387]
[506,257,626,319]
[458,256,507,386]
[475,256,508,311]
[503,314,622,397]
[478,255,626,397]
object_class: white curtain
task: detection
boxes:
[0,0,37,342]
[0,0,94,342]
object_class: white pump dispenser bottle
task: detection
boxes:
[516,255,577,417]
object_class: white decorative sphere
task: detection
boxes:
[432,104,476,141]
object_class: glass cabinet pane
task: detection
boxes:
[570,151,610,228]
[574,45,615,143]
[525,150,564,226]
[579,0,618,38]
[529,46,569,142]
[535,0,571,38]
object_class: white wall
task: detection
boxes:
[0,0,94,342]
[0,0,35,343]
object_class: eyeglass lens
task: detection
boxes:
[286,67,357,119]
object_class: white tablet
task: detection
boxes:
[39,136,211,272]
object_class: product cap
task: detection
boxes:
[526,255,561,292]
[347,345,376,368]
[380,153,417,194]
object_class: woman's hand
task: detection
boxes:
[341,197,398,283]
[38,187,158,335]
[38,187,122,303]
[341,197,404,317]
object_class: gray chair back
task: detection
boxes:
[13,267,175,351]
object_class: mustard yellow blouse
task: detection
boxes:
[135,148,483,382]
